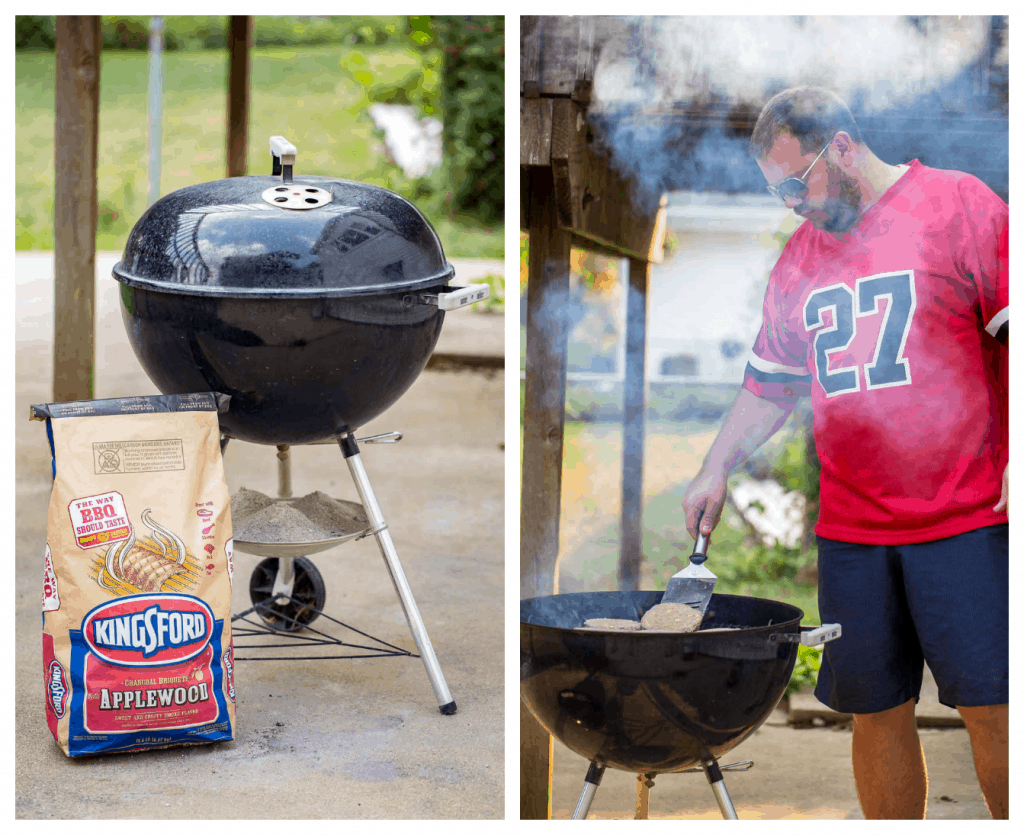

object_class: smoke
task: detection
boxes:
[594,16,993,111]
[588,16,1006,199]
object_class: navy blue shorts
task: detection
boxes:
[814,524,1008,714]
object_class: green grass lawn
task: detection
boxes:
[16,45,503,258]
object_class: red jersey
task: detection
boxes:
[743,160,1008,544]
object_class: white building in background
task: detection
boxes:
[646,191,793,385]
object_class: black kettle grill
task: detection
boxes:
[114,136,487,446]
[521,590,841,818]
[112,138,491,714]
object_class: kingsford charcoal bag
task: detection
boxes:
[32,393,236,757]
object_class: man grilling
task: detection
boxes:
[681,86,1008,819]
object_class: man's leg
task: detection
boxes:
[850,699,927,819]
[957,703,1008,819]
[898,526,1008,819]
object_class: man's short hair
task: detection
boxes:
[749,87,864,159]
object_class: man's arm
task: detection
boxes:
[682,388,795,539]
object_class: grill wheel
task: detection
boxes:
[248,557,326,633]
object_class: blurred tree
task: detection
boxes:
[428,16,504,225]
[338,15,503,226]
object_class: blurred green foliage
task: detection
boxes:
[770,427,821,544]
[433,17,504,225]
[15,16,503,258]
[475,273,506,314]
[787,645,823,696]
[15,16,409,52]
[339,16,504,225]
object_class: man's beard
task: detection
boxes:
[801,162,863,234]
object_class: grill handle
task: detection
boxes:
[404,284,491,311]
[357,431,403,444]
[771,624,841,647]
[270,136,297,183]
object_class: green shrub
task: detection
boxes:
[104,18,150,50]
[475,273,505,314]
[338,16,503,227]
[433,16,504,225]
[15,16,56,50]
[787,644,823,696]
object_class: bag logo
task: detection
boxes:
[47,660,69,718]
[83,594,214,666]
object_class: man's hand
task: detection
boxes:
[682,466,729,541]
[994,464,1009,513]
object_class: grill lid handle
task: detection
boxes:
[404,284,491,311]
[270,136,298,183]
[438,284,490,311]
[771,623,842,646]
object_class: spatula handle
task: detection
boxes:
[691,510,710,565]
[691,534,708,565]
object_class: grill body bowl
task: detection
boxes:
[119,284,443,444]
[521,591,803,773]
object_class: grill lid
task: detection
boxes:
[113,137,454,299]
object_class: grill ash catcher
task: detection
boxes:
[113,137,491,715]
[521,588,841,818]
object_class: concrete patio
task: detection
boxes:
[15,253,505,819]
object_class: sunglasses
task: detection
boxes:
[766,136,834,202]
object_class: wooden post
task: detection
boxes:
[226,16,252,177]
[520,703,553,821]
[521,166,572,600]
[53,16,101,403]
[619,258,650,590]
[520,167,571,819]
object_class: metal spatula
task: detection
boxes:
[661,523,717,616]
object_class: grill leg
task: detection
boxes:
[342,439,456,715]
[635,772,656,819]
[702,757,739,820]
[572,762,605,820]
[276,444,293,498]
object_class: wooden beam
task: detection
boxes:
[572,17,596,102]
[520,98,553,167]
[544,98,669,262]
[567,232,643,261]
[520,166,571,820]
[575,140,669,262]
[521,16,541,98]
[53,16,101,403]
[520,16,624,98]
[520,167,530,231]
[226,16,252,177]
[619,258,650,590]
[549,98,584,229]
